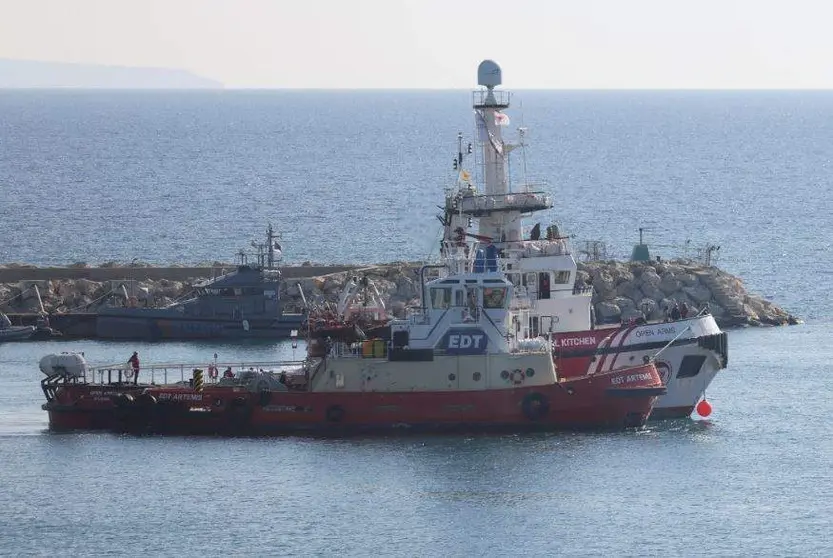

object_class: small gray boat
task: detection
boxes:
[95,226,304,340]
[0,312,36,342]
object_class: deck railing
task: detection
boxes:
[87,360,306,386]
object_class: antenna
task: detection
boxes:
[517,97,529,189]
[704,244,720,267]
[637,227,655,245]
[518,125,529,189]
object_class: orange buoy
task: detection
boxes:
[696,399,713,418]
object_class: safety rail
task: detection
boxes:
[472,89,511,107]
[502,239,571,258]
[458,192,552,215]
[328,340,389,360]
[86,360,306,386]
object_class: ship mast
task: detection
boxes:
[472,60,518,244]
[250,224,282,269]
[266,224,276,269]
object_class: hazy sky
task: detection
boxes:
[2,0,831,88]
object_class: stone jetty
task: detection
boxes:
[0,260,798,328]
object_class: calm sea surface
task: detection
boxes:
[1,90,831,556]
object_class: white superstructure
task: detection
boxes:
[437,60,727,418]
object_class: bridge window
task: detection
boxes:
[466,287,479,310]
[483,287,507,309]
[553,271,571,284]
[538,273,551,300]
[454,289,465,307]
[430,287,452,309]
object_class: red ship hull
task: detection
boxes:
[43,364,663,434]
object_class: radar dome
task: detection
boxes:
[477,60,502,88]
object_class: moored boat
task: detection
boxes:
[95,225,303,340]
[1,312,36,342]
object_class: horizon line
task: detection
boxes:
[4,86,833,92]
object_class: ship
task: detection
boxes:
[40,254,665,434]
[1,311,36,341]
[439,60,728,419]
[95,225,304,339]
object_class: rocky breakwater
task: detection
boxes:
[284,263,420,317]
[0,276,192,315]
[579,260,799,328]
[0,264,421,317]
[0,261,798,329]
[286,260,798,329]
[281,260,797,329]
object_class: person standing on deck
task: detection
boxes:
[127,351,140,385]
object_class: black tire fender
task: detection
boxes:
[325,405,345,423]
[137,393,157,406]
[113,393,135,407]
[259,390,272,407]
[521,392,549,421]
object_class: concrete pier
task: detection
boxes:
[0,264,358,283]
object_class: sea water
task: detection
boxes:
[0,91,831,555]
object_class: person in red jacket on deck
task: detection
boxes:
[127,351,140,385]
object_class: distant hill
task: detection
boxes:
[0,59,223,89]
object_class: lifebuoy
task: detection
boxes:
[124,368,134,380]
[521,392,549,421]
[510,369,525,385]
[208,365,218,379]
[325,405,345,423]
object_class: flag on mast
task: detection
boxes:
[494,111,510,126]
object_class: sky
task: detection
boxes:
[1,0,832,89]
